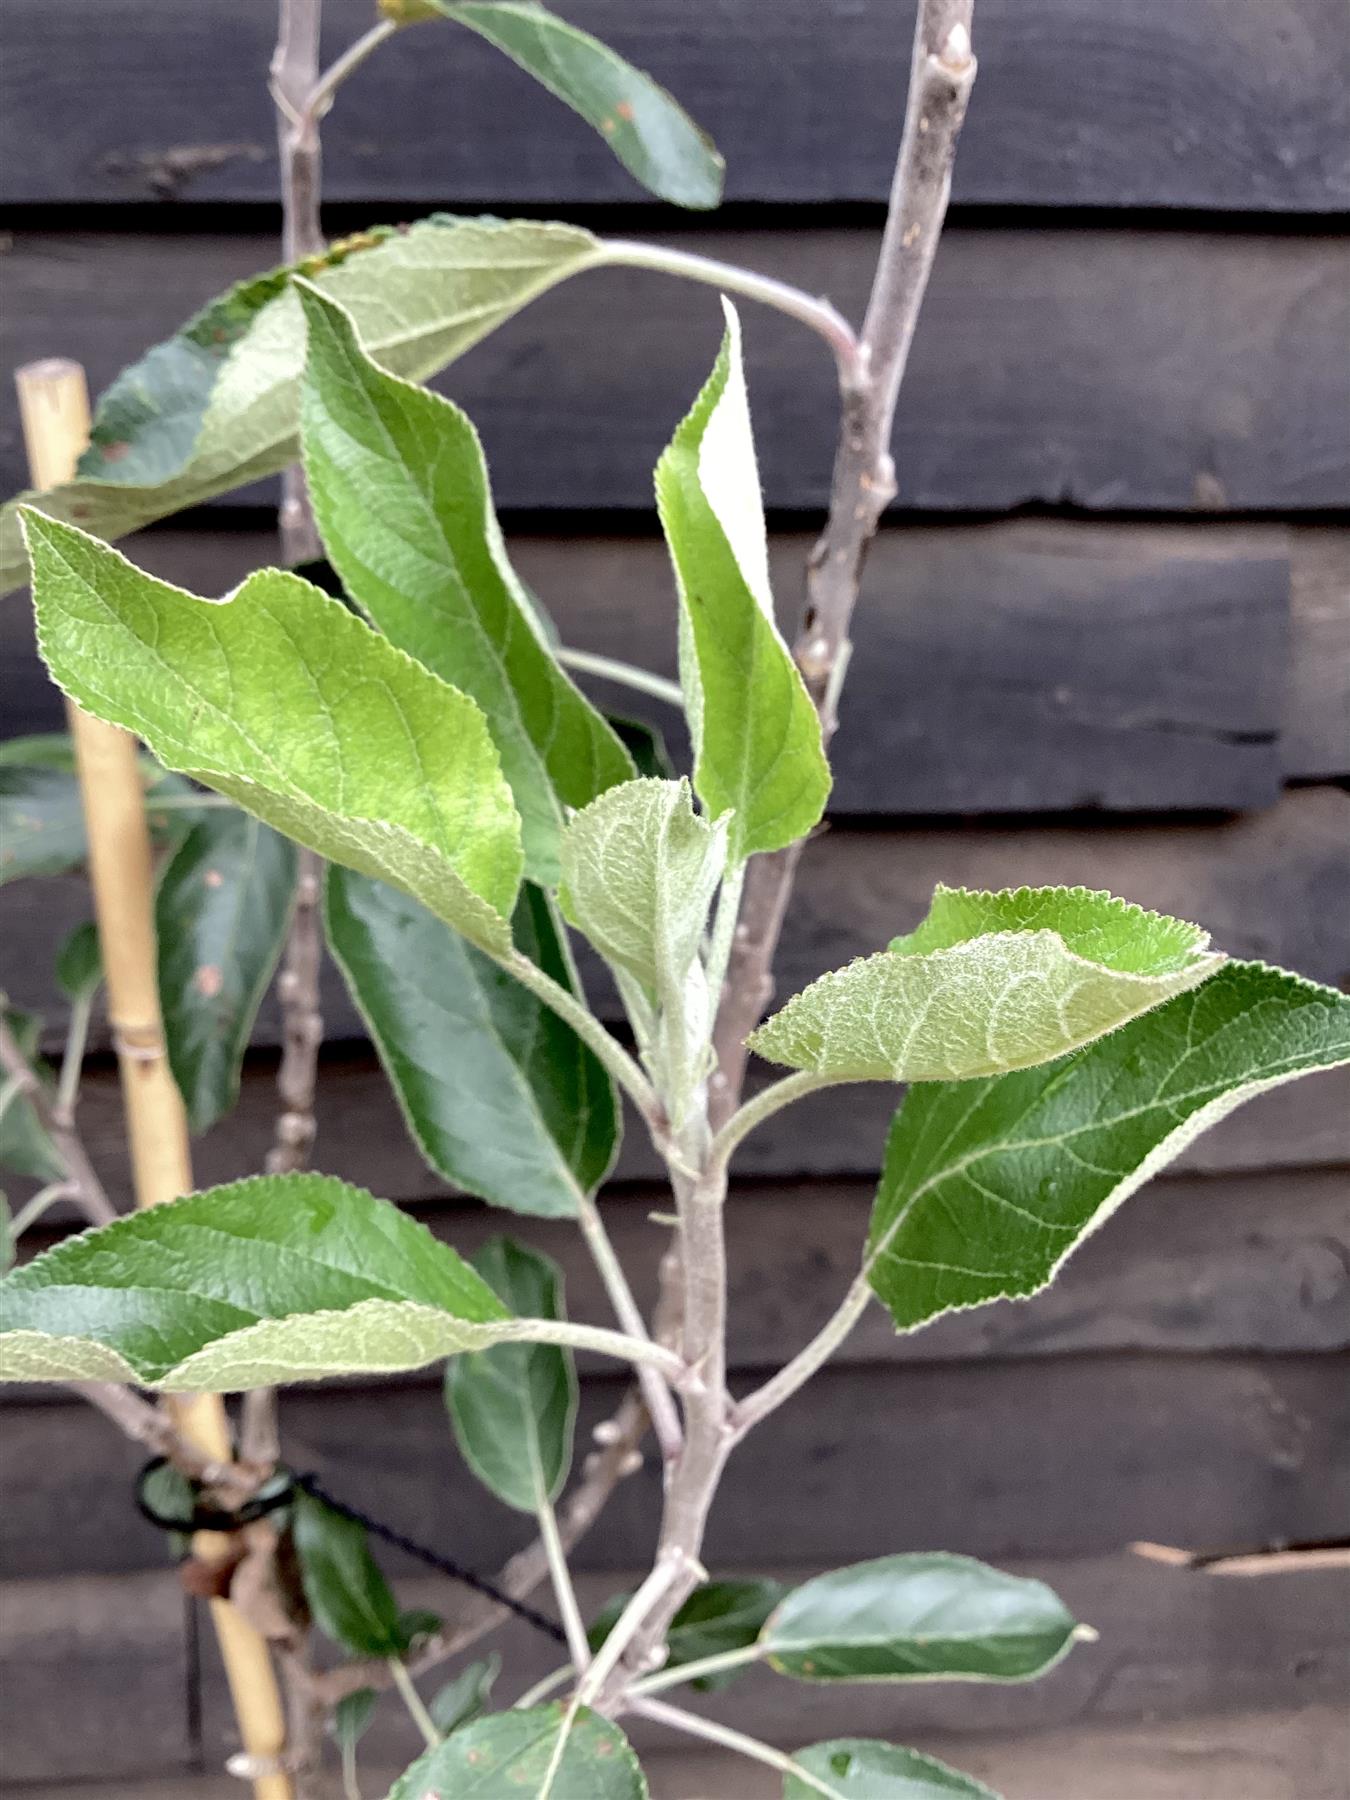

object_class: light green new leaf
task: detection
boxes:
[157,811,298,1134]
[325,871,618,1216]
[0,1173,674,1389]
[445,1238,577,1511]
[0,1009,63,1184]
[25,513,523,954]
[429,2,723,209]
[763,1554,1078,1683]
[656,303,829,862]
[429,1654,499,1736]
[55,923,102,1005]
[868,959,1350,1331]
[591,1580,783,1692]
[749,885,1223,1083]
[785,1740,999,1800]
[387,1704,646,1800]
[292,1489,408,1658]
[298,281,632,883]
[0,216,602,595]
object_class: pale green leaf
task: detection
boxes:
[656,302,829,862]
[25,513,523,954]
[293,1489,407,1658]
[429,2,723,209]
[55,922,102,1005]
[0,1173,674,1390]
[0,1009,63,1184]
[333,1688,380,1756]
[749,885,1223,1083]
[590,1580,783,1692]
[0,217,603,595]
[297,280,632,883]
[762,1554,1078,1683]
[785,1740,999,1800]
[325,871,618,1216]
[445,1238,577,1511]
[157,811,298,1134]
[429,1654,499,1735]
[387,1703,646,1800]
[868,959,1350,1331]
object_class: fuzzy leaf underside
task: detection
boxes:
[0,216,602,595]
[656,304,829,862]
[762,1553,1078,1683]
[25,514,523,954]
[298,281,631,883]
[867,959,1350,1331]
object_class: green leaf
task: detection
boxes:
[297,280,632,884]
[388,1704,646,1800]
[332,1688,380,1755]
[445,1238,577,1512]
[0,734,78,771]
[428,2,723,209]
[868,959,1350,1332]
[605,713,674,781]
[0,1196,12,1276]
[784,1739,999,1800]
[0,1173,673,1389]
[749,885,1223,1083]
[55,923,102,1006]
[25,513,523,955]
[156,811,297,1134]
[655,303,829,863]
[293,1489,406,1657]
[590,1580,783,1691]
[0,217,603,595]
[325,871,618,1216]
[762,1553,1078,1683]
[0,1009,63,1184]
[429,1654,500,1735]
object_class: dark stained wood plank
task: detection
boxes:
[4,0,1347,211]
[1289,528,1350,780]
[3,521,1296,810]
[5,1353,1346,1577]
[3,229,1346,512]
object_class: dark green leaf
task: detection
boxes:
[156,810,297,1133]
[868,961,1350,1332]
[0,1009,63,1184]
[398,1608,444,1648]
[298,280,632,885]
[388,1703,646,1799]
[445,1238,577,1511]
[590,1580,783,1691]
[429,1654,500,1735]
[430,2,723,208]
[293,1489,406,1658]
[325,870,618,1216]
[762,1554,1078,1682]
[605,713,675,781]
[55,923,102,1005]
[784,1739,999,1799]
[332,1687,379,1754]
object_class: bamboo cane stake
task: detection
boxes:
[17,358,294,1800]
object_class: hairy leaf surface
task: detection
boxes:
[784,1739,999,1799]
[656,304,829,861]
[749,886,1222,1083]
[157,811,297,1134]
[0,1174,669,1389]
[763,1554,1078,1683]
[445,1238,577,1511]
[868,960,1350,1330]
[26,514,523,953]
[0,217,601,594]
[298,282,631,882]
[429,2,723,208]
[325,872,617,1216]
[388,1704,646,1800]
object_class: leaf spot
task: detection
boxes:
[616,100,636,122]
[194,964,224,998]
[203,868,225,888]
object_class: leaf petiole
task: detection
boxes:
[388,1657,440,1750]
[556,647,684,709]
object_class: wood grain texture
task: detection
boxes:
[5,1353,1346,1578]
[2,229,1346,513]
[4,0,1347,211]
[4,520,1309,808]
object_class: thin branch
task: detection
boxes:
[536,1490,592,1675]
[732,1269,874,1436]
[576,1552,690,1707]
[389,1658,440,1750]
[266,848,324,1175]
[55,989,95,1123]
[501,947,661,1123]
[629,1642,761,1696]
[304,20,398,121]
[556,647,684,709]
[512,1663,573,1710]
[708,1069,856,1173]
[576,1191,684,1462]
[72,1382,253,1491]
[9,1180,76,1238]
[626,1697,834,1797]
[0,1014,116,1226]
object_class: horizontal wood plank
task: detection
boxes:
[6,519,1318,807]
[5,1353,1346,1578]
[3,229,1346,513]
[4,0,1347,211]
